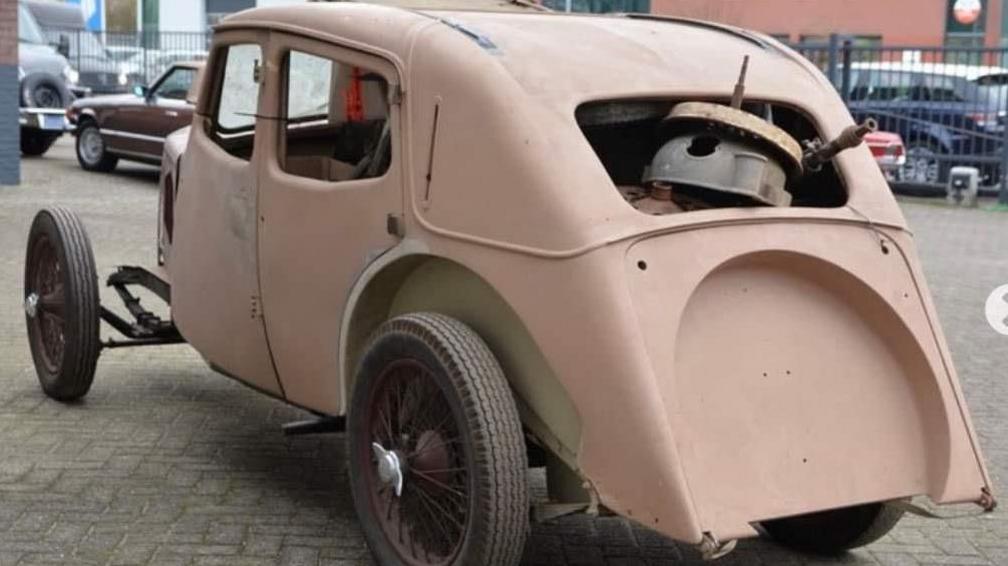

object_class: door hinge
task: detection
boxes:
[252,59,262,84]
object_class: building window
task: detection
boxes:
[945,0,986,47]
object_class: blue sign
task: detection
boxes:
[67,0,103,31]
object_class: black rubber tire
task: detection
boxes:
[20,131,59,156]
[20,72,70,109]
[762,501,904,554]
[348,312,529,566]
[75,121,119,172]
[24,207,101,402]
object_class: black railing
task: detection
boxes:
[794,37,1008,201]
[39,27,211,95]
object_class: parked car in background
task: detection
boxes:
[17,1,78,156]
[847,62,1007,186]
[24,0,143,94]
[67,62,203,172]
[864,130,906,181]
[106,46,144,63]
[147,50,209,79]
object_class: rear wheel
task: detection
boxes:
[347,313,529,566]
[762,502,904,554]
[76,122,119,172]
[24,207,101,402]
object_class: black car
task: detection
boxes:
[24,0,143,94]
[847,63,1008,186]
[17,2,76,156]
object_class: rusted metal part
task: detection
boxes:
[617,184,686,215]
[980,487,998,512]
[576,100,671,127]
[643,134,792,207]
[730,55,750,109]
[802,118,878,172]
[663,101,803,177]
[698,532,737,560]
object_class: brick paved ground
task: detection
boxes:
[0,140,1007,565]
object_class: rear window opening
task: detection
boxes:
[575,99,849,214]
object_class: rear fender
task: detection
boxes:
[339,246,583,473]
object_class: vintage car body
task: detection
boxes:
[68,62,203,171]
[24,2,994,564]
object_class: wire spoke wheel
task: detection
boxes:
[348,313,528,566]
[26,235,66,373]
[364,359,469,565]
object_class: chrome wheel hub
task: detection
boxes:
[24,293,39,318]
[372,442,405,497]
[80,129,103,164]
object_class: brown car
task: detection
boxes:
[67,61,203,172]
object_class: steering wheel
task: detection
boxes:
[349,121,391,181]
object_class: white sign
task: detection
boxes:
[954,0,982,25]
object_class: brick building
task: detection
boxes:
[651,0,1008,47]
[1,0,17,185]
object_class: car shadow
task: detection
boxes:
[103,376,850,565]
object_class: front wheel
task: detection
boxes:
[76,122,119,172]
[348,313,529,566]
[24,207,101,402]
[762,501,904,554]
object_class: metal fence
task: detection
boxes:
[541,0,650,12]
[794,37,1008,200]
[39,27,210,94]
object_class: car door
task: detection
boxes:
[144,65,199,140]
[168,30,283,396]
[255,33,403,414]
[102,66,197,159]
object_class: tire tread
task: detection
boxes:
[25,207,100,401]
[349,312,529,566]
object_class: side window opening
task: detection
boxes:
[152,68,196,101]
[207,43,261,161]
[281,49,391,182]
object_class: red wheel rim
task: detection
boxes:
[26,235,66,374]
[360,359,471,565]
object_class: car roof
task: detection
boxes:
[218,3,823,110]
[337,0,545,11]
[850,61,1008,81]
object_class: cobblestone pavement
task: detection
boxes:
[1,140,1007,565]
